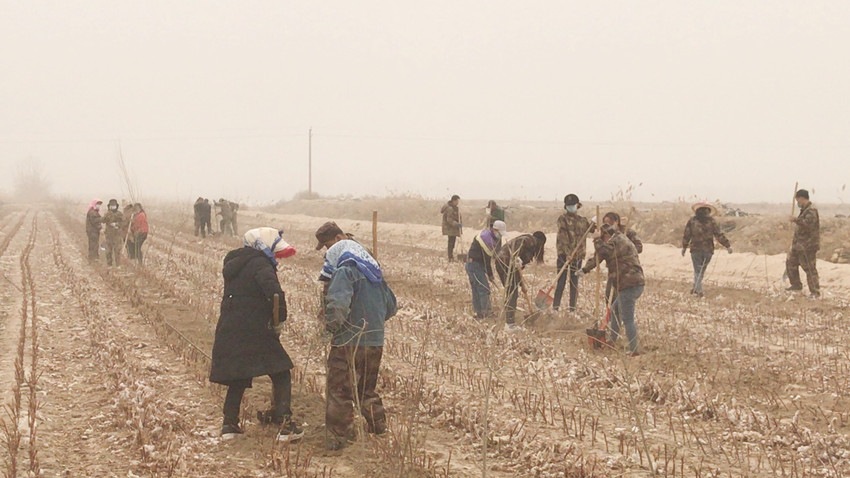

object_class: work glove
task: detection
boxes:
[681,248,686,257]
[726,247,733,254]
[575,270,586,279]
[273,323,284,335]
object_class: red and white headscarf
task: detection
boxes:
[242,227,297,266]
[87,199,102,213]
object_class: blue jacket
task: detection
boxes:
[325,263,397,347]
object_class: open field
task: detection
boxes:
[0,199,848,477]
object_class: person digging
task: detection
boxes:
[579,224,645,356]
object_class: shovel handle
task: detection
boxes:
[273,293,280,328]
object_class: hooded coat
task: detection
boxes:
[209,247,293,386]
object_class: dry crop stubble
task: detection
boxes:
[206,205,850,475]
[19,201,848,476]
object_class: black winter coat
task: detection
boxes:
[209,247,293,386]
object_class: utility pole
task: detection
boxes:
[308,127,313,196]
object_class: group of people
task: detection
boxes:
[450,188,822,355]
[209,221,395,451]
[85,198,149,266]
[196,189,822,451]
[192,198,240,238]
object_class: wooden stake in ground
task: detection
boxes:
[789,181,799,252]
[594,205,601,318]
[372,210,378,260]
[782,182,799,284]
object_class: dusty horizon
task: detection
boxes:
[2,1,848,205]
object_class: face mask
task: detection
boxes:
[565,205,578,214]
[94,206,101,212]
[109,205,118,211]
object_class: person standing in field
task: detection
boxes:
[130,203,149,264]
[495,231,547,328]
[201,198,213,236]
[85,199,103,261]
[465,220,506,319]
[193,197,205,237]
[579,224,645,356]
[229,200,240,235]
[217,199,234,236]
[321,238,397,450]
[786,189,820,297]
[681,202,732,297]
[485,200,505,227]
[101,199,126,267]
[441,194,462,261]
[209,227,301,440]
[554,193,592,312]
[601,212,643,302]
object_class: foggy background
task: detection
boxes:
[1,1,848,205]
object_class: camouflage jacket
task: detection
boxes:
[682,216,730,253]
[217,201,233,219]
[101,210,126,241]
[495,234,542,270]
[583,233,645,292]
[86,209,102,236]
[441,202,461,236]
[556,212,591,259]
[792,203,819,251]
[621,226,643,254]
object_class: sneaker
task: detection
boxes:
[221,423,244,439]
[277,421,304,442]
[785,286,803,292]
[505,323,521,332]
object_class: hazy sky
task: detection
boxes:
[1,1,848,205]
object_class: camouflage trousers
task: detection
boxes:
[104,236,123,266]
[325,345,386,439]
[786,249,819,294]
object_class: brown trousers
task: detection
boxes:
[786,249,819,294]
[325,345,386,438]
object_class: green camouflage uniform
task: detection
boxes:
[583,232,645,292]
[786,203,820,295]
[682,216,730,252]
[101,209,126,266]
[441,202,461,260]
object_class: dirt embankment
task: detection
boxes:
[269,197,850,263]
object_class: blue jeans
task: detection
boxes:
[610,285,643,353]
[690,251,713,294]
[465,261,491,317]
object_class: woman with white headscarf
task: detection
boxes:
[209,227,302,440]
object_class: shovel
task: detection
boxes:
[271,293,280,331]
[586,289,614,348]
[585,309,610,349]
[534,286,554,310]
